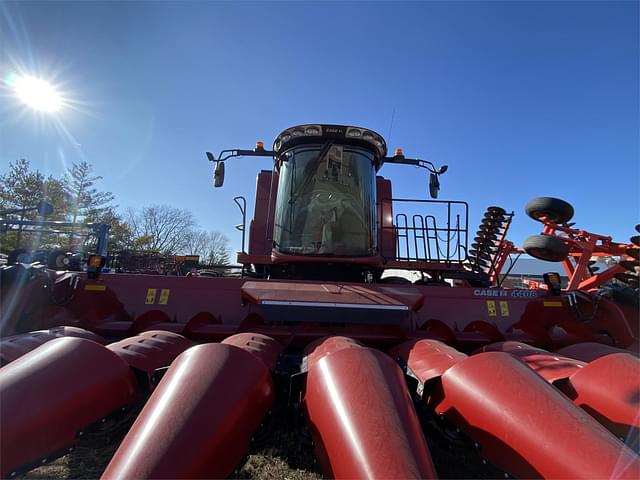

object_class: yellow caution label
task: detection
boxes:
[544,301,563,307]
[499,301,510,317]
[159,288,170,305]
[84,284,106,291]
[145,288,157,304]
[486,300,497,316]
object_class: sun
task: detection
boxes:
[12,75,63,112]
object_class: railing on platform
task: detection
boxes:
[381,199,469,263]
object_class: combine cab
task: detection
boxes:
[1,124,638,479]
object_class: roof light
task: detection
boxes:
[394,148,404,157]
[255,141,265,151]
[273,124,387,157]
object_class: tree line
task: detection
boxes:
[0,159,231,265]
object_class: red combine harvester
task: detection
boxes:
[1,124,638,479]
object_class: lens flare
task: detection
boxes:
[12,75,63,112]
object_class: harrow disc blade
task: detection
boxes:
[486,206,506,215]
[631,235,640,246]
[472,241,498,252]
[471,243,489,252]
[475,231,499,241]
[469,250,492,261]
[480,216,506,225]
[635,224,640,234]
[478,223,504,233]
[482,216,505,226]
[476,257,493,267]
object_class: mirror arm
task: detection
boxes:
[208,147,275,189]
[417,159,438,174]
[383,156,438,174]
[215,149,275,163]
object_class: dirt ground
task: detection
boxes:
[18,445,321,480]
[16,402,322,480]
[15,397,503,480]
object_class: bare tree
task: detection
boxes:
[126,205,196,254]
[204,231,231,265]
[184,229,210,256]
[183,229,231,265]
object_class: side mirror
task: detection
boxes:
[429,173,440,199]
[206,151,216,162]
[437,165,448,174]
[214,161,225,188]
[37,199,54,217]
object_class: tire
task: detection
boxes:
[48,249,68,270]
[611,285,639,307]
[615,273,639,289]
[198,270,221,277]
[523,235,569,262]
[30,250,48,265]
[414,279,451,287]
[8,248,29,264]
[525,197,574,224]
[380,276,412,284]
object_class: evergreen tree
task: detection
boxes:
[64,161,114,224]
[0,159,45,215]
[0,159,67,251]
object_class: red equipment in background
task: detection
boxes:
[0,124,638,479]
[519,197,639,291]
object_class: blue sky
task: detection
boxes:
[1,1,638,255]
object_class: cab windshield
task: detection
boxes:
[273,143,377,256]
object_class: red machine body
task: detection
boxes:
[1,124,638,479]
